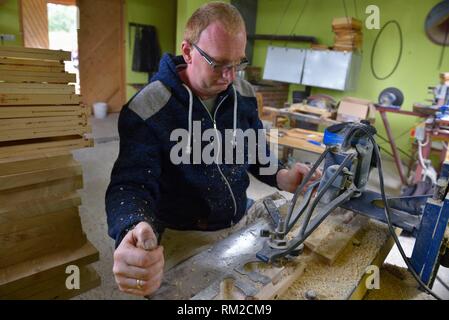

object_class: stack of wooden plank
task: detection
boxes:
[332,17,363,52]
[0,46,92,159]
[0,47,99,299]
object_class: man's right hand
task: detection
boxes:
[113,221,164,297]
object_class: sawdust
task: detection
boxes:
[364,264,434,300]
[280,220,391,300]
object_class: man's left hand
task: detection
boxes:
[276,162,322,193]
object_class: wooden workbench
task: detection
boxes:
[152,198,398,300]
[267,128,325,161]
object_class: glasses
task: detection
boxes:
[192,43,249,73]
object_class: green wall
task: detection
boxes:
[174,0,445,156]
[0,0,22,47]
[253,0,445,156]
[126,0,177,99]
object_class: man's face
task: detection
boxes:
[183,22,247,98]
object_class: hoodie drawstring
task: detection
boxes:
[231,85,238,146]
[182,84,238,153]
[182,84,194,155]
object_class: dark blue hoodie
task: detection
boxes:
[106,54,282,246]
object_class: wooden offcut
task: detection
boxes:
[0,137,93,159]
[289,103,335,118]
[0,175,83,205]
[0,241,99,298]
[332,17,363,51]
[0,64,65,73]
[0,83,75,95]
[0,159,82,190]
[0,115,87,131]
[0,125,91,142]
[0,70,76,84]
[0,57,64,68]
[0,193,82,225]
[0,105,88,119]
[0,47,71,62]
[304,212,369,265]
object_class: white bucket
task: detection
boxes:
[93,102,108,119]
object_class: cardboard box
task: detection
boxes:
[337,97,375,123]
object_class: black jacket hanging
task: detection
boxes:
[131,24,161,74]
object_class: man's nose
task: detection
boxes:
[222,66,236,82]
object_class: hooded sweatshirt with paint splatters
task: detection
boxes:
[106,54,282,247]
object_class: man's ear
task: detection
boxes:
[181,41,193,64]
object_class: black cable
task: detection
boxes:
[357,125,443,300]
[271,0,293,45]
[288,0,309,38]
[438,20,449,70]
[285,148,330,228]
[437,275,449,292]
[353,0,358,20]
[376,133,413,160]
[370,20,403,80]
[342,0,349,18]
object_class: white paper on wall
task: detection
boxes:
[262,46,306,84]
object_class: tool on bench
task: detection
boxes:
[257,121,449,299]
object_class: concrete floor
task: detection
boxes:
[71,113,449,300]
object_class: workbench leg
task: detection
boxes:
[379,111,407,185]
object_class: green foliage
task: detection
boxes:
[48,3,77,33]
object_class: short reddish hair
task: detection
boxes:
[184,2,246,44]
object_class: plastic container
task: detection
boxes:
[93,102,108,119]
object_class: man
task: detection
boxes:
[106,2,320,297]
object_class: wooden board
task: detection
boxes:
[0,125,91,142]
[267,129,325,154]
[20,265,100,300]
[332,17,363,30]
[0,83,75,95]
[349,229,401,300]
[0,105,87,119]
[0,64,65,73]
[289,103,334,118]
[0,137,93,159]
[0,57,63,68]
[0,206,82,234]
[0,151,73,175]
[0,46,71,62]
[0,176,83,205]
[0,241,98,296]
[0,71,76,84]
[0,116,87,131]
[304,212,369,265]
[0,93,80,106]
[0,210,86,268]
[0,159,82,191]
[0,193,81,225]
[253,261,306,300]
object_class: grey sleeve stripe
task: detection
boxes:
[233,79,256,98]
[129,81,172,120]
